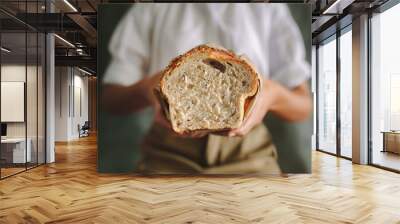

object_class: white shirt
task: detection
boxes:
[103,3,310,89]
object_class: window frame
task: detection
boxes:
[315,23,353,160]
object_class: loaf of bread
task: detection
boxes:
[156,44,261,134]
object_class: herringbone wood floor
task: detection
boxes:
[1,135,400,224]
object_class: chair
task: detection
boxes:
[79,121,90,138]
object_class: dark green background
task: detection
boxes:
[98,3,312,173]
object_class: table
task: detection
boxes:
[381,131,400,154]
[1,138,31,164]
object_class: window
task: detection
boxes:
[339,28,352,158]
[370,3,400,171]
[317,36,337,154]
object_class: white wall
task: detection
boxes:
[1,65,40,137]
[71,73,89,138]
[55,67,89,141]
[55,67,70,141]
[1,65,28,140]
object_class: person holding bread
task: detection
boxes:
[102,3,312,174]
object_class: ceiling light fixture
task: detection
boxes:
[322,0,343,15]
[63,0,78,12]
[78,67,92,76]
[54,34,75,48]
[1,47,11,53]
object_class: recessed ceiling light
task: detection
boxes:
[54,34,75,48]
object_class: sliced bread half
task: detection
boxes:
[157,44,261,134]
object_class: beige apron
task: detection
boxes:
[137,123,281,174]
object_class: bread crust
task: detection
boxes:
[158,44,261,134]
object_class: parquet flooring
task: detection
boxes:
[1,135,400,223]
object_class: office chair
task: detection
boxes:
[79,121,90,138]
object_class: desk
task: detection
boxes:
[382,131,400,154]
[1,138,31,163]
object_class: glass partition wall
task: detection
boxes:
[0,3,46,179]
[316,26,353,159]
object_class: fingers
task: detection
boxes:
[228,115,255,137]
[211,130,231,136]
[228,126,248,137]
[154,105,173,129]
[173,130,208,138]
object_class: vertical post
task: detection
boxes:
[36,0,39,167]
[46,1,55,163]
[25,2,28,170]
[352,14,369,164]
[0,27,2,179]
[315,44,320,150]
[312,45,317,150]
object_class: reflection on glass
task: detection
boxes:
[318,37,337,154]
[0,1,46,179]
[1,32,27,177]
[340,30,352,158]
[371,4,400,171]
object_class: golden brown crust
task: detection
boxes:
[158,44,261,134]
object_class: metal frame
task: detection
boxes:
[44,0,47,165]
[0,26,2,179]
[25,2,28,171]
[336,28,341,158]
[315,44,319,151]
[367,11,373,166]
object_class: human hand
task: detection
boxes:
[152,74,275,139]
[152,85,208,138]
[227,79,276,137]
[153,104,209,138]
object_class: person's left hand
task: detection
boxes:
[227,79,276,137]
